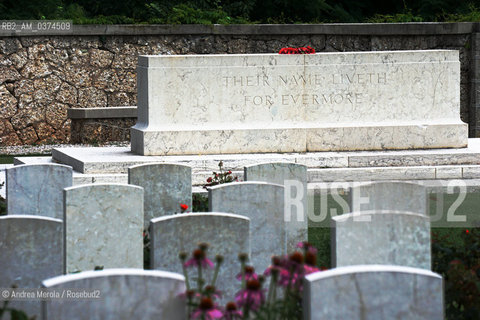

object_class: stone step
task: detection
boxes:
[14,155,480,186]
[49,139,480,175]
[27,164,479,185]
[51,146,345,174]
[58,165,480,186]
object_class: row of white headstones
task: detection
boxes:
[1,162,442,319]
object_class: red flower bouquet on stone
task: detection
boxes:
[279,46,315,54]
[203,161,238,189]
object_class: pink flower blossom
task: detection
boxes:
[235,279,265,311]
[184,249,214,269]
[264,258,291,286]
[221,302,243,320]
[277,252,305,288]
[179,289,200,300]
[296,241,318,254]
[303,264,320,275]
[236,265,258,282]
[191,297,223,319]
[278,271,300,288]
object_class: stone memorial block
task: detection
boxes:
[332,211,431,269]
[42,269,186,320]
[244,162,308,252]
[150,212,250,303]
[0,215,63,319]
[304,265,444,320]
[209,182,285,272]
[6,164,72,219]
[63,184,143,273]
[349,181,427,214]
[131,51,466,156]
[128,163,192,229]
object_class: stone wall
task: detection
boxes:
[0,23,477,146]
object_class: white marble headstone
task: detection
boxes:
[332,210,431,269]
[6,164,72,219]
[0,215,63,319]
[42,269,185,320]
[244,162,308,252]
[63,184,143,273]
[304,265,444,320]
[128,163,192,230]
[150,212,250,303]
[349,181,428,215]
[209,182,285,273]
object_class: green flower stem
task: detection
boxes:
[211,261,222,287]
[268,272,278,307]
[283,268,294,320]
[267,277,274,320]
[243,291,251,319]
[272,279,277,303]
[187,296,193,320]
[0,300,8,318]
[240,261,246,290]
[182,263,190,291]
[198,263,203,291]
[267,276,274,306]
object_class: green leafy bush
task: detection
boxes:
[443,4,480,22]
[432,228,480,319]
[0,299,32,320]
[4,0,480,23]
[167,4,247,24]
[193,193,209,212]
[73,15,135,24]
[366,12,423,23]
[0,0,64,19]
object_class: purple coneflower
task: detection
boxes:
[235,278,265,311]
[264,256,286,276]
[221,302,243,320]
[296,241,318,254]
[191,297,223,320]
[275,252,304,288]
[184,248,215,269]
[236,265,258,282]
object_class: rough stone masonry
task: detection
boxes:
[0,23,476,146]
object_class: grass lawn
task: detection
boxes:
[0,154,50,164]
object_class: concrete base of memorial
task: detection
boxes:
[14,138,480,186]
[131,122,467,155]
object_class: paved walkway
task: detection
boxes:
[0,142,129,155]
[0,142,128,199]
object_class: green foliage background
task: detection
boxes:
[3,0,480,24]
